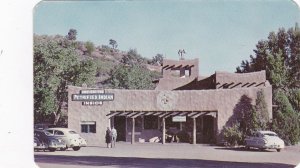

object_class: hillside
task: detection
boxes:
[78,41,163,88]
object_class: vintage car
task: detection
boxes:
[245,131,284,152]
[45,128,87,151]
[34,130,66,152]
[34,123,57,130]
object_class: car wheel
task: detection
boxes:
[245,146,250,150]
[72,146,80,151]
[276,149,281,152]
[49,148,56,152]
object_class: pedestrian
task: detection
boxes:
[105,127,112,148]
[111,126,117,148]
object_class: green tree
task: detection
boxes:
[121,49,147,66]
[254,90,269,130]
[267,51,289,90]
[66,28,77,41]
[236,24,300,145]
[151,54,164,65]
[272,90,300,145]
[34,35,96,125]
[109,39,118,49]
[85,41,95,55]
[109,64,157,90]
[236,24,300,89]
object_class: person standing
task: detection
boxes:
[111,126,117,148]
[105,127,112,148]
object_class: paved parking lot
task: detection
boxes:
[35,142,300,168]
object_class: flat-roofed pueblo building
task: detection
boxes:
[68,58,272,146]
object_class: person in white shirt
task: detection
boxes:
[111,126,117,148]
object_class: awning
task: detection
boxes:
[106,111,217,118]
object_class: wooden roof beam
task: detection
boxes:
[132,112,145,118]
[241,82,250,87]
[165,65,175,70]
[230,82,242,89]
[255,82,265,87]
[247,82,256,87]
[218,83,228,89]
[191,112,208,118]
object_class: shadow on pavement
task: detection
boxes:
[214,147,274,152]
[35,155,294,168]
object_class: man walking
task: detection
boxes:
[111,126,117,148]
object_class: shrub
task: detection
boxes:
[222,123,243,146]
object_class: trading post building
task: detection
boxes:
[68,58,272,146]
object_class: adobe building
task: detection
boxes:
[68,58,272,146]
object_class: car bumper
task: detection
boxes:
[264,144,284,149]
[49,143,66,149]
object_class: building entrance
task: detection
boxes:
[113,116,126,141]
[202,115,215,143]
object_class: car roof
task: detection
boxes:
[46,128,74,131]
[257,130,277,134]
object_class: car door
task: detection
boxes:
[53,130,69,145]
[253,132,262,148]
[246,133,256,147]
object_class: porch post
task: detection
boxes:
[131,117,135,144]
[162,117,166,144]
[193,117,196,144]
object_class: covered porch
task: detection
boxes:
[106,110,218,144]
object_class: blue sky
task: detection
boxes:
[34,0,300,76]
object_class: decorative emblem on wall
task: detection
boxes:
[157,91,178,111]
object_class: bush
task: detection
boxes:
[222,123,243,146]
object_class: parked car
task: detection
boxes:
[34,123,57,130]
[34,130,66,152]
[245,131,284,152]
[45,128,87,151]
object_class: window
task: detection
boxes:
[144,116,158,129]
[81,121,96,133]
[54,130,64,135]
[46,130,54,134]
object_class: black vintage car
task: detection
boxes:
[34,130,66,152]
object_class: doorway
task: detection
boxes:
[202,115,215,143]
[113,116,126,141]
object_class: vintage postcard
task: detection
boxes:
[33,0,300,168]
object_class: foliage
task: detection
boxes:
[66,28,77,41]
[109,39,118,49]
[233,95,258,138]
[151,54,164,65]
[266,51,289,90]
[254,90,269,130]
[34,35,96,125]
[222,123,243,146]
[223,92,270,145]
[121,49,148,65]
[236,23,300,89]
[272,90,300,145]
[108,64,157,90]
[94,59,115,77]
[236,23,300,145]
[85,41,95,55]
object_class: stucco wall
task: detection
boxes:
[68,85,272,146]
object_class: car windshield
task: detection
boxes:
[69,131,78,134]
[263,133,278,137]
[44,131,52,136]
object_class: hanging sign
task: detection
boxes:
[172,116,186,122]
